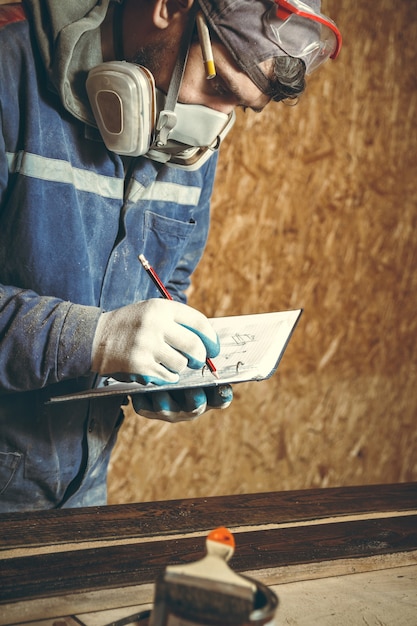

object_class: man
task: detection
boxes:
[0,0,341,511]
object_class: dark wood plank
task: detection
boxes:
[1,483,416,550]
[1,514,416,604]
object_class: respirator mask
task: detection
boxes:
[86,7,235,170]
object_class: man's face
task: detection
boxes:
[177,41,271,114]
[134,39,271,115]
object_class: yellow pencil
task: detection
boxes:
[196,11,216,79]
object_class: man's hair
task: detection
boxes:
[268,56,306,102]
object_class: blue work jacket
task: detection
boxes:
[0,15,218,511]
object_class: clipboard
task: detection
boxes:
[48,309,302,403]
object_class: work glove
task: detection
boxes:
[128,384,234,422]
[91,299,220,385]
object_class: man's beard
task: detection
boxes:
[131,42,165,77]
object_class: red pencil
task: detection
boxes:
[138,254,219,379]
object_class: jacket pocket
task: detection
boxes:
[0,451,23,495]
[100,208,197,309]
[141,209,196,282]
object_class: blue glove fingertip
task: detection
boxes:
[183,387,208,412]
[180,323,220,358]
[184,353,206,370]
[151,390,180,413]
[130,392,153,414]
[206,384,233,409]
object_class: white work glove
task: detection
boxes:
[127,384,234,423]
[91,299,220,385]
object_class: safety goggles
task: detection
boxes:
[269,0,342,74]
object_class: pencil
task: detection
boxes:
[196,10,216,79]
[138,254,219,379]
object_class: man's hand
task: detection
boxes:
[91,299,220,385]
[128,385,234,422]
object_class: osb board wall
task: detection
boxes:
[106,0,417,503]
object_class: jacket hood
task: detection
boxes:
[23,0,120,125]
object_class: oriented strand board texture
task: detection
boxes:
[108,0,417,503]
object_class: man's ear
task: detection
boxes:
[152,0,195,29]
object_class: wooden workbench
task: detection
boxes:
[1,483,416,625]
